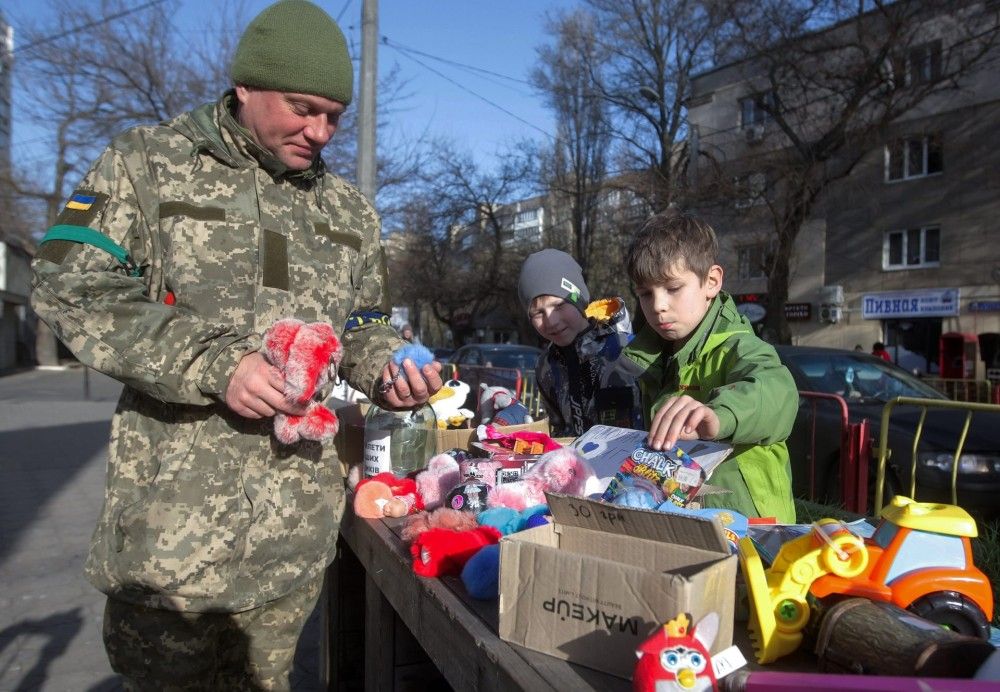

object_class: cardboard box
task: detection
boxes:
[435,416,549,453]
[331,400,549,475]
[498,493,737,680]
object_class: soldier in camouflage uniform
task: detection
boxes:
[30,2,441,689]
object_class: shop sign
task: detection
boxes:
[784,302,812,321]
[969,301,1000,313]
[734,293,767,324]
[862,288,959,319]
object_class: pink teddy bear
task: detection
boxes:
[487,447,595,511]
[260,318,343,444]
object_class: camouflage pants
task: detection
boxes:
[103,573,325,691]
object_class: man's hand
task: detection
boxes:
[225,351,309,419]
[646,395,721,450]
[379,358,443,409]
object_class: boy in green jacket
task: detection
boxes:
[621,210,798,521]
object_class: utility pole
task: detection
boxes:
[356,0,377,203]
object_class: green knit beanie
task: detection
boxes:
[231,0,353,105]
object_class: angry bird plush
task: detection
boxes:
[633,612,745,692]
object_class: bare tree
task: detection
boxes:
[565,0,739,211]
[389,143,533,343]
[531,10,611,279]
[9,0,222,229]
[698,0,999,342]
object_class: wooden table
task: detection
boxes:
[323,500,848,691]
[325,503,632,691]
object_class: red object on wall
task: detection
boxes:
[939,332,977,379]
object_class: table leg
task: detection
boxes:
[365,571,397,691]
[325,535,366,691]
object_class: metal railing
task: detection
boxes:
[519,372,544,419]
[922,377,1000,404]
[797,391,871,515]
[873,396,1000,512]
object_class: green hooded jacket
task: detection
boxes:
[621,292,797,522]
[31,93,402,612]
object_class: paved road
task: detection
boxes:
[0,367,323,691]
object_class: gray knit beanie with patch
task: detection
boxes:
[231,0,353,105]
[518,249,590,314]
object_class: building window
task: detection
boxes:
[739,92,774,128]
[883,226,940,270]
[513,225,539,243]
[737,243,770,280]
[515,209,539,226]
[885,134,942,181]
[904,40,943,85]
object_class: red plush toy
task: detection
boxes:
[354,472,424,519]
[261,319,343,444]
[410,525,502,577]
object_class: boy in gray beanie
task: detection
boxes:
[31,1,441,688]
[518,250,642,436]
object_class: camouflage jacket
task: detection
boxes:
[535,297,643,437]
[31,92,402,612]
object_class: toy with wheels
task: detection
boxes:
[739,496,993,664]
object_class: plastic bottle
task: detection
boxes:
[362,404,437,478]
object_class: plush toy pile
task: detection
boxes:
[351,445,598,590]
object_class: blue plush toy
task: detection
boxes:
[392,344,436,381]
[477,504,549,535]
[653,502,749,553]
[461,544,500,600]
[461,504,551,600]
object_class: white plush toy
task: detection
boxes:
[428,379,475,428]
[479,383,533,425]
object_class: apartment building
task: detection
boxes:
[686,1,1000,378]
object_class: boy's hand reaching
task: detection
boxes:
[647,395,721,450]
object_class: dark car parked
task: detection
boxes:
[431,347,454,363]
[449,343,543,410]
[776,345,1000,517]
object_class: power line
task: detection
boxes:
[381,36,532,89]
[336,0,354,23]
[13,0,168,55]
[381,38,553,141]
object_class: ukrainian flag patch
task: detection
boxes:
[54,189,109,228]
[66,193,97,211]
[344,309,391,332]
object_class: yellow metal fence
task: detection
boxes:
[922,377,999,404]
[874,396,1000,512]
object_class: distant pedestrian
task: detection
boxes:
[872,342,892,362]
[400,323,421,345]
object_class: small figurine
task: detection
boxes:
[633,612,745,692]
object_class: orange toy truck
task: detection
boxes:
[739,496,993,664]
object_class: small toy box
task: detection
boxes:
[497,493,737,679]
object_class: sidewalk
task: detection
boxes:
[0,367,323,691]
